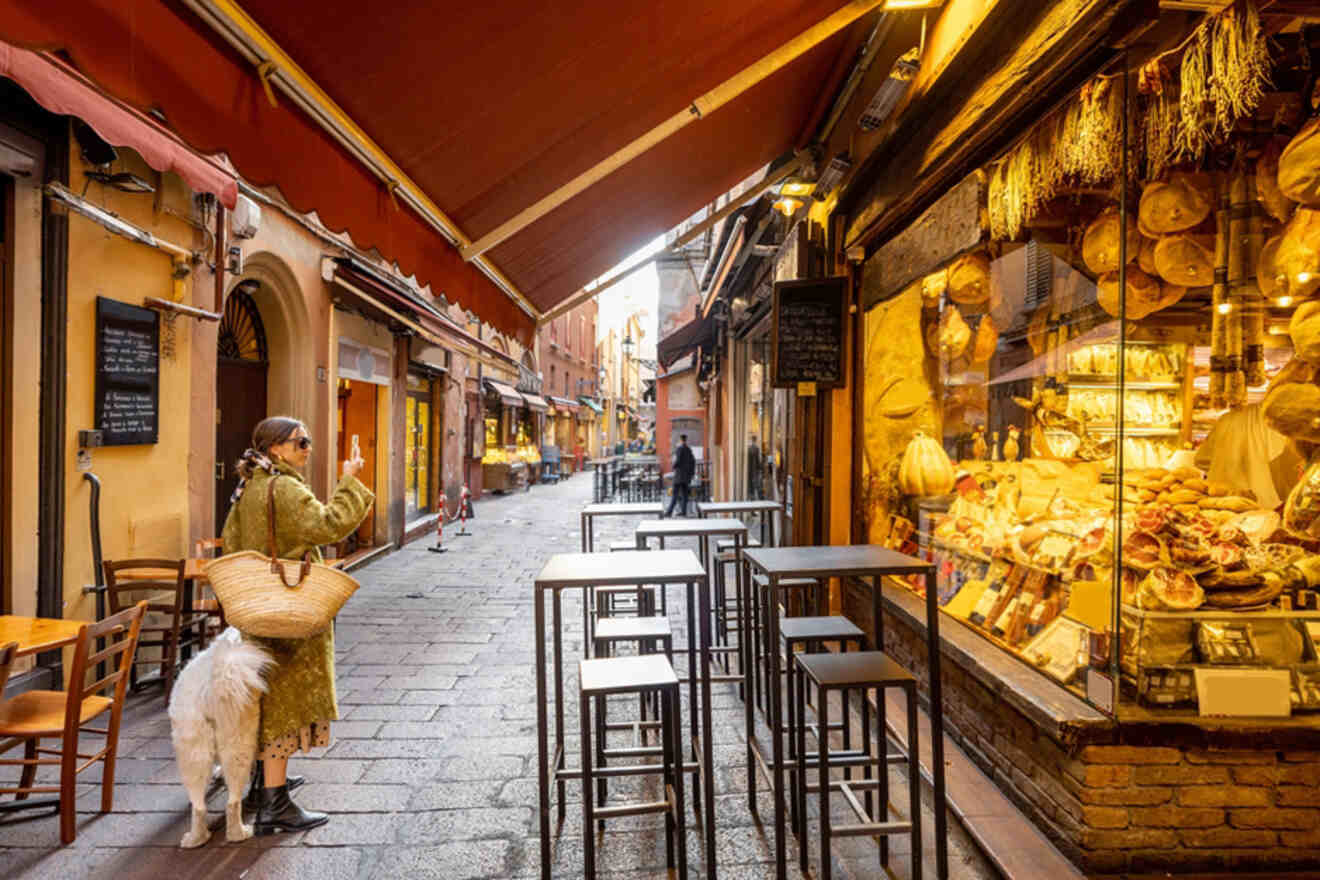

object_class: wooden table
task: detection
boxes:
[0,615,86,656]
[696,499,783,547]
[740,545,946,880]
[534,550,712,880]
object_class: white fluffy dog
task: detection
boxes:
[168,627,273,848]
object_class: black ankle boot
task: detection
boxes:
[254,784,328,834]
[242,761,306,813]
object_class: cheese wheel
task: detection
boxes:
[1138,172,1213,234]
[1279,116,1320,207]
[1084,208,1141,275]
[1153,233,1215,287]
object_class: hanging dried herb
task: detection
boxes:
[1210,0,1271,137]
[1141,60,1180,180]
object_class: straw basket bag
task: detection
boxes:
[204,475,360,639]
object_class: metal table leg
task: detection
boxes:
[696,570,717,879]
[535,585,551,880]
[926,567,948,878]
[769,572,787,880]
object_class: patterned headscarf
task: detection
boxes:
[230,448,278,504]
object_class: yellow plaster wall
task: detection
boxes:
[62,149,203,622]
[7,147,44,620]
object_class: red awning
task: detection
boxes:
[0,42,237,208]
[0,1,872,337]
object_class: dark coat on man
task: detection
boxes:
[673,442,696,486]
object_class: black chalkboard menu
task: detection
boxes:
[771,276,847,388]
[95,296,160,445]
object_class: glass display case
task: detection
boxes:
[861,30,1320,722]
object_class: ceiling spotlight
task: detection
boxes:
[1275,295,1293,308]
[85,170,156,194]
[1216,302,1232,315]
[860,47,920,132]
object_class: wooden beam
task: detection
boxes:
[461,0,887,262]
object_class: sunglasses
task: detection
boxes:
[293,437,312,450]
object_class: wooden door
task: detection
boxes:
[215,359,268,530]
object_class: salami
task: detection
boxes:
[1136,505,1170,534]
[1201,577,1284,608]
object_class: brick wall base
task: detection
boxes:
[846,582,1320,875]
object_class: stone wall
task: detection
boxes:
[846,580,1320,874]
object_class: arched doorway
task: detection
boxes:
[215,282,269,529]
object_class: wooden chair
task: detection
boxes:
[103,559,208,699]
[0,602,146,844]
[0,642,16,699]
[192,538,227,634]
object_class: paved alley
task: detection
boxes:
[0,475,995,879]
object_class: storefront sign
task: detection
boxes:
[771,276,846,388]
[94,296,159,446]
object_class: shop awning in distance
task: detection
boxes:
[484,379,523,408]
[658,316,716,370]
[577,397,604,415]
[549,396,580,412]
[521,392,550,412]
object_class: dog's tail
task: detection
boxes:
[202,632,274,732]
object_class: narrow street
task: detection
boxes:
[1,474,993,879]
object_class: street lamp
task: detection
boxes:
[621,333,634,360]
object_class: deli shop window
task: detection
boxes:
[863,15,1320,723]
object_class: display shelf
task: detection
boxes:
[1080,425,1181,436]
[1067,377,1181,391]
[1119,603,1320,621]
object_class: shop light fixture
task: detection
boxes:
[1299,272,1314,285]
[1275,295,1294,308]
[812,153,851,200]
[779,179,815,198]
[882,0,941,8]
[85,169,156,194]
[859,47,920,131]
[1216,302,1232,315]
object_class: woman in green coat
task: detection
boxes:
[221,416,374,834]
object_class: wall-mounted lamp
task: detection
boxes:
[773,196,804,217]
[860,47,920,131]
[779,179,814,198]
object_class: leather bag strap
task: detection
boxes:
[267,474,313,588]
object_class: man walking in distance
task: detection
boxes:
[664,433,696,518]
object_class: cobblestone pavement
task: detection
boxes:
[0,475,997,879]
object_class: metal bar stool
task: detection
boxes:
[591,615,674,820]
[750,573,825,710]
[579,654,688,880]
[779,616,868,836]
[794,651,921,880]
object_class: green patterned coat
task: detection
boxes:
[220,461,374,747]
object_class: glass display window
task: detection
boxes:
[861,14,1320,724]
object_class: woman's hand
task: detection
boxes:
[342,456,365,478]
